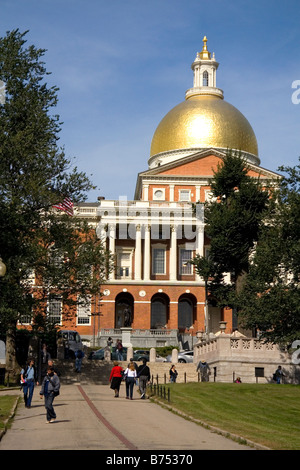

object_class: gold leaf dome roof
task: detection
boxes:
[149,38,259,167]
[150,94,258,158]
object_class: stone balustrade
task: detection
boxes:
[194,333,299,384]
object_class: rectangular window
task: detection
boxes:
[180,249,193,275]
[18,313,32,325]
[77,296,91,325]
[48,295,62,324]
[117,251,132,279]
[18,294,33,325]
[179,190,191,202]
[153,248,165,274]
[255,367,264,378]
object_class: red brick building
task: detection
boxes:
[39,38,280,348]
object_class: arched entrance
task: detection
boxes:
[115,292,134,328]
[151,293,169,329]
[178,294,196,331]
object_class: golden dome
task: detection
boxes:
[150,94,258,160]
[150,37,259,166]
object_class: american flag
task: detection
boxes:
[53,197,74,216]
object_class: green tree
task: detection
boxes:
[192,151,270,325]
[237,159,300,344]
[190,254,224,332]
[0,30,110,381]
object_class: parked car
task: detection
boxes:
[133,350,167,362]
[166,350,194,363]
[89,347,166,362]
[89,346,128,361]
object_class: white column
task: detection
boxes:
[96,223,107,244]
[195,225,204,281]
[169,225,177,281]
[143,224,150,281]
[195,185,201,202]
[169,184,174,202]
[108,224,116,280]
[135,225,142,281]
[143,185,149,201]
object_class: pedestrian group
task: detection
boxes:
[109,357,151,400]
[20,344,61,424]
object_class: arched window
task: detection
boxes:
[115,293,134,328]
[178,295,196,330]
[203,70,209,86]
[151,295,169,329]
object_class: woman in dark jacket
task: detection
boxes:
[109,361,124,397]
[169,365,178,383]
[40,366,60,423]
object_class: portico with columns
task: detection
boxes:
[94,150,233,341]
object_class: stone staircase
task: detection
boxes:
[56,359,199,385]
[55,359,112,385]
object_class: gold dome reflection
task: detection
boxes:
[150,94,258,159]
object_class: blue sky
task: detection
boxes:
[2,0,300,201]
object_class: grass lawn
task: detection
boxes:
[0,395,19,431]
[157,382,300,450]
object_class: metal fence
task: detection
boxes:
[149,383,171,403]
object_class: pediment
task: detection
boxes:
[139,148,280,179]
[135,149,281,199]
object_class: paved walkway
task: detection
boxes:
[0,382,253,451]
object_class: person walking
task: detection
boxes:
[197,360,210,382]
[39,366,60,423]
[274,365,285,384]
[107,337,113,353]
[137,358,151,399]
[124,362,137,400]
[109,361,123,397]
[20,359,39,408]
[115,339,124,361]
[47,359,61,377]
[169,364,178,383]
[41,343,51,380]
[75,349,84,373]
[128,357,138,371]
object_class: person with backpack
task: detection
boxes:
[137,358,151,399]
[40,365,60,423]
[20,358,39,408]
[75,349,84,373]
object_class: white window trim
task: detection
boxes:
[77,295,91,325]
[178,245,194,275]
[153,188,166,201]
[152,244,166,275]
[116,247,134,279]
[179,189,191,202]
[47,295,62,325]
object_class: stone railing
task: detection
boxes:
[193,333,299,383]
[99,328,178,348]
[194,334,279,362]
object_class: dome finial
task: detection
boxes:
[200,35,211,60]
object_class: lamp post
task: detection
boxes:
[0,257,6,277]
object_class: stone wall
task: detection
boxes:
[194,334,300,384]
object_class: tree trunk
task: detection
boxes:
[5,322,20,384]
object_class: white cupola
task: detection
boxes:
[185,36,224,100]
